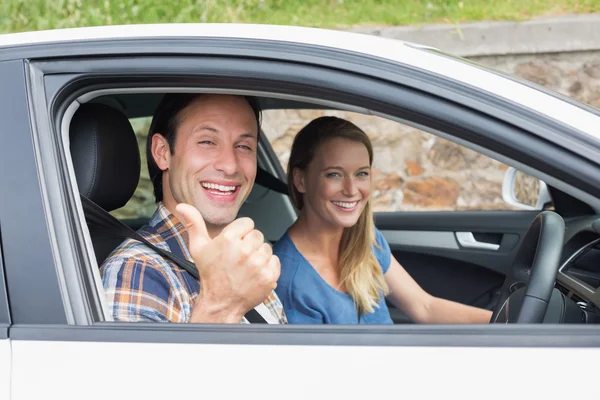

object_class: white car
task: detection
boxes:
[1,23,600,400]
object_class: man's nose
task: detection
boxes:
[214,146,238,176]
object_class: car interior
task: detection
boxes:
[69,94,299,262]
[65,90,600,325]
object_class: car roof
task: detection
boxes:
[0,23,422,52]
[3,23,600,141]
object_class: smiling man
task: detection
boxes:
[100,93,286,324]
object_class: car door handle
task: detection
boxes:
[455,232,500,251]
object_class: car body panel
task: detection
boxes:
[0,339,10,399]
[0,60,67,325]
[0,161,10,399]
[10,338,600,399]
[2,24,600,400]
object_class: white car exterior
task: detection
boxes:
[1,24,600,400]
[9,341,599,399]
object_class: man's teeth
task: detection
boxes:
[201,182,236,192]
[332,201,358,209]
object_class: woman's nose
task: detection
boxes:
[343,177,358,196]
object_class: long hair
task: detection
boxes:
[287,116,389,315]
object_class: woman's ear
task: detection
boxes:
[292,167,306,194]
[151,133,170,171]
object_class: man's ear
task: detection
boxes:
[292,167,306,194]
[151,133,170,171]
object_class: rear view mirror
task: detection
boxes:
[502,167,552,210]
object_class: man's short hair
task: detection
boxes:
[146,93,262,202]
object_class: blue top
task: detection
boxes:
[273,228,393,324]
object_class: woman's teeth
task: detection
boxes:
[332,201,358,209]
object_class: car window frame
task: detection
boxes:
[0,58,69,327]
[0,226,10,338]
[20,47,600,347]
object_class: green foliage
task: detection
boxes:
[3,0,600,34]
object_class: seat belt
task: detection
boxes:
[81,195,268,324]
[256,166,289,196]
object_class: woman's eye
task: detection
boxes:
[326,172,341,178]
[357,171,370,177]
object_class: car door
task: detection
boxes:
[0,58,25,400]
[376,209,539,322]
[0,236,10,400]
[5,28,600,400]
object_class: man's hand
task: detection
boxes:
[176,203,280,323]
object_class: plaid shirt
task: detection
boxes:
[100,203,287,324]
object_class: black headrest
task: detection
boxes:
[69,103,141,211]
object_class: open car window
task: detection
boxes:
[29,47,600,333]
[63,90,586,327]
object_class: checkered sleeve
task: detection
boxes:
[264,290,288,324]
[102,255,186,323]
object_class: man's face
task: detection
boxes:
[155,95,258,235]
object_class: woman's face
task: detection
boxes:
[295,136,372,229]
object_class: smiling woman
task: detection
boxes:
[276,116,390,323]
[273,115,492,324]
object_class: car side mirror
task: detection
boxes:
[502,167,552,210]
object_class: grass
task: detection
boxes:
[2,0,600,34]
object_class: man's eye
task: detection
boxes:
[198,140,215,145]
[237,145,254,151]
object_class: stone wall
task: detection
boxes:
[111,49,600,219]
[473,50,600,109]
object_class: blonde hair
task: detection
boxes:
[287,116,389,315]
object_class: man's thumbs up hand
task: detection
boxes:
[176,203,212,249]
[176,203,281,324]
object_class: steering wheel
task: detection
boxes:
[490,211,565,323]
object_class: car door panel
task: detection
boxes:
[9,327,600,400]
[375,211,539,323]
[0,338,9,400]
[0,225,11,399]
[10,33,600,400]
